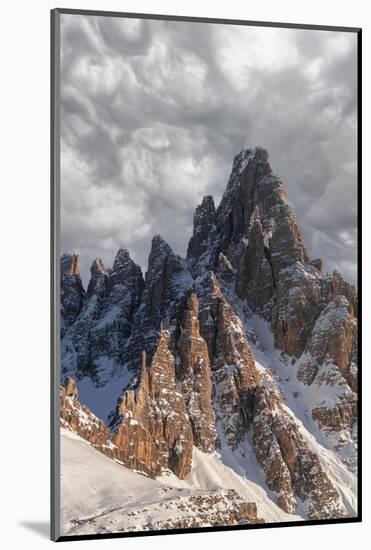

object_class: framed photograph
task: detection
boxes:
[51,8,361,542]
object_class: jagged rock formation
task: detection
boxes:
[198,273,261,449]
[145,235,184,319]
[60,146,358,525]
[187,195,218,272]
[253,375,348,518]
[111,332,194,479]
[60,254,85,337]
[134,490,264,530]
[297,296,357,390]
[177,293,217,452]
[61,248,144,383]
[60,378,113,456]
[296,295,358,467]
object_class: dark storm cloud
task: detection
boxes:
[60,15,358,286]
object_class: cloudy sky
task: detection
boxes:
[60,14,358,286]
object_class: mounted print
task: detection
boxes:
[51,8,361,542]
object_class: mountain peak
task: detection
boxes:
[60,254,85,336]
[110,245,144,296]
[149,234,176,261]
[90,257,107,277]
[112,245,140,273]
[232,146,269,173]
[145,235,182,318]
[116,244,130,255]
[187,195,217,268]
[201,194,215,207]
[151,233,170,248]
[61,253,81,276]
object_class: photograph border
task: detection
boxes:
[50,7,362,542]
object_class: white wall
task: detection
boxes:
[0,0,369,548]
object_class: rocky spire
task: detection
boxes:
[197,273,261,449]
[216,146,309,269]
[187,195,217,270]
[111,246,143,287]
[109,246,144,309]
[145,235,183,318]
[87,257,108,299]
[63,247,145,385]
[177,293,217,452]
[61,253,81,276]
[216,147,272,250]
[61,253,79,275]
[60,253,85,337]
[112,329,194,479]
[252,376,348,518]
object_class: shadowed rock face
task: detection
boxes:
[60,254,85,337]
[235,209,275,310]
[145,235,183,319]
[187,195,218,273]
[252,377,348,519]
[61,249,145,382]
[61,147,357,521]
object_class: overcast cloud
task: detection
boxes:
[60,14,358,286]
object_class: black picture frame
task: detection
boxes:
[51,8,362,542]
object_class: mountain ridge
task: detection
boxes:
[60,146,358,533]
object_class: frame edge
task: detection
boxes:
[51,7,61,543]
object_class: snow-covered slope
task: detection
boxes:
[61,429,296,536]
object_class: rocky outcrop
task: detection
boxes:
[310,258,324,273]
[297,296,357,390]
[195,272,349,518]
[187,195,218,272]
[67,487,264,535]
[60,378,112,456]
[271,261,324,357]
[270,267,358,360]
[198,273,261,449]
[177,293,217,452]
[135,490,264,531]
[211,147,356,363]
[61,249,144,385]
[145,235,184,319]
[216,148,309,273]
[107,236,192,389]
[235,207,275,312]
[209,147,320,359]
[253,375,348,519]
[312,390,357,436]
[296,296,357,464]
[324,270,357,316]
[111,331,194,479]
[86,257,109,299]
[60,254,85,337]
[109,246,144,304]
